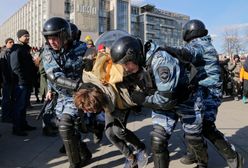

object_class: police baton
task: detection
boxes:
[36,100,50,120]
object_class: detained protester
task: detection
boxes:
[74,33,148,168]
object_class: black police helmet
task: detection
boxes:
[42,17,71,44]
[183,19,208,42]
[110,36,145,67]
[69,23,79,42]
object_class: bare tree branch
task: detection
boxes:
[222,28,243,56]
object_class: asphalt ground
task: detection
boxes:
[0,95,247,168]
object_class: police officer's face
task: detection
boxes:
[47,36,62,51]
[123,61,139,74]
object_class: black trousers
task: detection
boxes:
[105,109,145,157]
[243,80,248,97]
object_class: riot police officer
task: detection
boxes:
[70,23,79,42]
[41,17,91,168]
[164,19,244,168]
[69,22,95,71]
[110,36,208,168]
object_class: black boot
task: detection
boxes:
[59,114,84,168]
[79,141,92,166]
[180,151,197,165]
[93,123,105,144]
[153,151,170,168]
[203,121,243,168]
[59,144,66,154]
[180,135,197,165]
[63,137,82,168]
[43,127,58,137]
[185,135,208,168]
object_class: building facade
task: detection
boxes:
[131,4,189,47]
[0,0,64,47]
[0,0,189,48]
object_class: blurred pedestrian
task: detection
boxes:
[0,38,14,123]
[10,29,36,136]
[240,66,248,104]
[227,55,242,100]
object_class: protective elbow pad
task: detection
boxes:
[56,77,78,90]
[46,71,79,90]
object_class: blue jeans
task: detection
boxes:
[12,85,30,130]
[1,82,13,120]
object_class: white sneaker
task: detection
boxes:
[124,155,138,168]
[136,149,148,168]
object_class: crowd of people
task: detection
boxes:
[220,54,248,103]
[0,16,246,168]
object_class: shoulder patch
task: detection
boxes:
[157,66,170,83]
[43,51,52,63]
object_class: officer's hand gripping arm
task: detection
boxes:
[143,91,177,111]
[163,46,193,63]
[140,55,178,111]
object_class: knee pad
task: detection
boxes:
[59,114,74,140]
[151,124,169,153]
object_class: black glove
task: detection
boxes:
[130,90,146,106]
[163,45,192,63]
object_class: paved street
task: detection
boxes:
[0,96,247,168]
